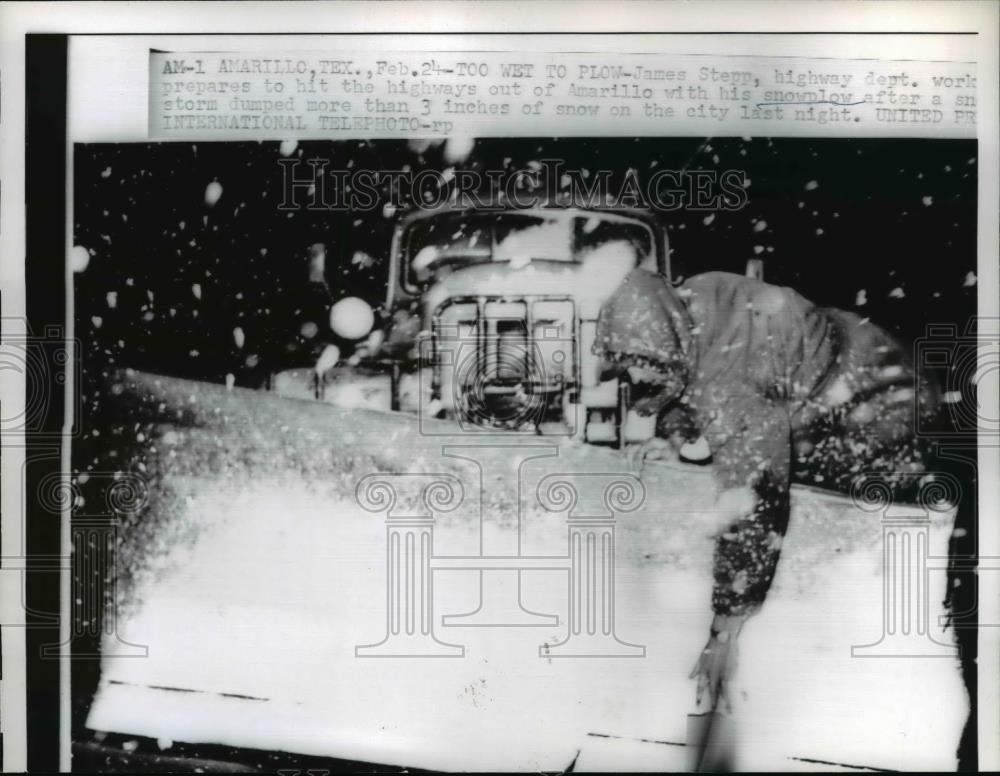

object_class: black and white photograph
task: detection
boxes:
[2,5,998,774]
[67,136,979,771]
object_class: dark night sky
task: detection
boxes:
[74,137,977,392]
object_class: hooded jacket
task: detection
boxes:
[595,269,936,616]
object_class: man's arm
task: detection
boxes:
[702,391,793,612]
[692,397,792,709]
[711,462,791,616]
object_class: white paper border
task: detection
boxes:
[0,2,996,772]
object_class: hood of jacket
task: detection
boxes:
[592,268,695,415]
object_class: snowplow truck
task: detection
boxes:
[378,204,671,445]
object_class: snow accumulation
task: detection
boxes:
[86,372,964,773]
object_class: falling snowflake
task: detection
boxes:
[314,344,340,375]
[204,181,223,207]
[70,245,91,273]
[443,135,476,164]
[351,250,375,269]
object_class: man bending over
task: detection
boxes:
[594,261,941,710]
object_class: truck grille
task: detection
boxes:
[431,296,577,428]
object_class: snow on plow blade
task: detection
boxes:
[85,370,965,772]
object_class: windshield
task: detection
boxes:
[403,212,654,289]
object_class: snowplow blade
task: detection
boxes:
[81,370,965,772]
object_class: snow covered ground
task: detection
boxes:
[85,372,965,771]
